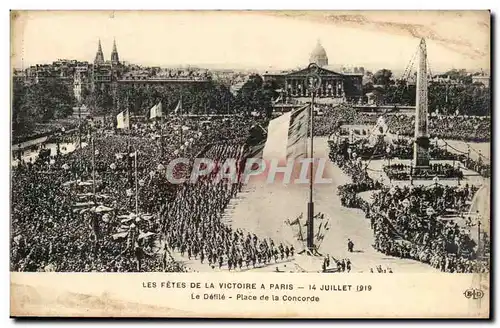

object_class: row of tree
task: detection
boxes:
[362,68,490,116]
[83,77,277,118]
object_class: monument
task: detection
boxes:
[413,38,430,167]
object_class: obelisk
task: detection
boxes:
[413,38,430,167]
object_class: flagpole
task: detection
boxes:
[135,150,138,214]
[179,95,183,145]
[159,101,164,159]
[307,92,315,251]
[306,63,321,253]
[91,132,96,204]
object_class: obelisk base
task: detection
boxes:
[413,136,430,168]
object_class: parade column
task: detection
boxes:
[413,38,430,167]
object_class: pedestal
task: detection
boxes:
[413,136,430,167]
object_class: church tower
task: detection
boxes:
[111,39,120,65]
[94,39,104,65]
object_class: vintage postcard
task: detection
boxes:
[10,10,490,318]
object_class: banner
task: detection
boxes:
[117,110,130,129]
[255,104,309,161]
[174,98,183,115]
[150,102,163,119]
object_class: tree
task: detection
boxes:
[12,79,29,134]
[373,69,394,87]
[113,80,235,116]
[235,74,274,118]
[12,78,75,137]
[362,71,374,85]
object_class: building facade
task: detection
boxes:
[263,40,363,103]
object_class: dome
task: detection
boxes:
[309,40,328,67]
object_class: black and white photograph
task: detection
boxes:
[9,10,491,318]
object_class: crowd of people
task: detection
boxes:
[383,163,463,181]
[327,133,489,273]
[11,114,276,272]
[313,105,491,142]
[370,184,487,273]
[162,144,294,271]
[329,140,381,213]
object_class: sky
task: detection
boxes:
[10,11,490,73]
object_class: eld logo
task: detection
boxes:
[463,289,484,300]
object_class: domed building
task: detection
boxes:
[263,40,363,104]
[309,40,328,67]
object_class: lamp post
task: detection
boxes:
[409,159,414,185]
[386,146,391,167]
[402,198,410,211]
[426,206,436,235]
[305,63,322,252]
[91,132,96,204]
[477,217,482,258]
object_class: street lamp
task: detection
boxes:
[409,159,414,185]
[402,198,410,209]
[305,62,322,252]
[386,146,391,167]
[477,214,482,256]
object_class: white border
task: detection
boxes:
[2,1,498,326]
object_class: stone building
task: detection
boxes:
[263,40,363,103]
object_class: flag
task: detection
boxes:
[244,104,309,160]
[297,222,305,241]
[286,104,309,160]
[150,102,163,119]
[316,221,323,238]
[289,213,303,226]
[174,97,182,115]
[117,110,130,129]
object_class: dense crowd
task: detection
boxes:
[328,140,380,213]
[11,115,269,272]
[163,144,294,271]
[313,105,491,142]
[327,135,489,273]
[370,184,487,273]
[384,163,463,180]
